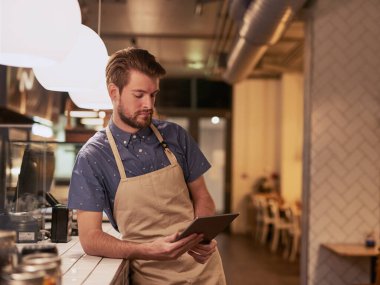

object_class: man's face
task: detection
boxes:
[115,70,159,131]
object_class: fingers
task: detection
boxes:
[162,233,204,260]
[188,249,214,264]
[188,239,217,264]
[193,239,217,250]
[173,233,204,252]
[146,232,204,261]
[191,245,216,256]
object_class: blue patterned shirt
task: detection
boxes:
[68,118,211,230]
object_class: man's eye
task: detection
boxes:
[134,93,143,98]
[152,91,159,98]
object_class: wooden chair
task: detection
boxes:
[249,194,264,242]
[256,196,275,245]
[282,205,302,261]
[269,200,293,253]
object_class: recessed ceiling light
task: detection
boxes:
[187,61,205,70]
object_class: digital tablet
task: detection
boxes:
[176,213,239,244]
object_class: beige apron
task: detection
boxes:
[106,125,226,285]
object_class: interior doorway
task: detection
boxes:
[162,111,231,214]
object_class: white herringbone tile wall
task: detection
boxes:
[306,0,380,284]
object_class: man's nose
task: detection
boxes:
[142,95,154,109]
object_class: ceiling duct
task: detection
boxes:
[223,0,306,83]
[229,0,252,24]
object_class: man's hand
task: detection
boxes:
[140,232,204,260]
[77,210,207,262]
[187,239,217,264]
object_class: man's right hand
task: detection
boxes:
[77,210,204,261]
[137,232,204,261]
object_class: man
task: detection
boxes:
[68,47,226,284]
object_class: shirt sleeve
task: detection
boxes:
[68,150,105,212]
[177,125,211,183]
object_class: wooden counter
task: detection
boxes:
[322,243,379,257]
[322,243,379,283]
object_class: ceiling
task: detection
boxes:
[79,0,305,81]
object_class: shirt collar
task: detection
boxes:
[108,118,153,147]
[108,119,132,146]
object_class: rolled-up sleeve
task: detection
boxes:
[177,126,211,183]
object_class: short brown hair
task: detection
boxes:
[106,47,166,92]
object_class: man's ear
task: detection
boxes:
[108,83,119,102]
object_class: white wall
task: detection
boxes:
[281,73,304,205]
[232,79,281,233]
[304,1,380,284]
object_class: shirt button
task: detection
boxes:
[123,140,127,144]
[139,149,142,153]
[133,135,136,139]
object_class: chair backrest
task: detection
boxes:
[255,195,270,220]
[267,198,280,220]
[282,206,293,223]
[283,205,301,232]
[251,195,262,219]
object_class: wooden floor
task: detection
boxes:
[216,233,300,285]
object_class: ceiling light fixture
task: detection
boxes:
[0,0,81,68]
[211,116,220,124]
[33,24,109,93]
[187,61,205,70]
[33,0,112,110]
[69,85,112,110]
[65,0,112,110]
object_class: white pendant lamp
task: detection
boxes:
[33,24,109,93]
[0,0,81,68]
[69,84,113,110]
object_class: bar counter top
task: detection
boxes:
[17,223,129,285]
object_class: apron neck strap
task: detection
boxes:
[150,124,177,165]
[106,124,178,177]
[106,126,127,179]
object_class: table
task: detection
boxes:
[17,223,129,285]
[322,243,379,283]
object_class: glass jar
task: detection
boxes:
[21,253,61,285]
[16,263,60,285]
[0,230,19,273]
[0,271,44,285]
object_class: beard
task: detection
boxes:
[117,104,153,130]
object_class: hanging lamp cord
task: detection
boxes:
[97,0,102,36]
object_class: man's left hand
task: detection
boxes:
[187,239,217,264]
